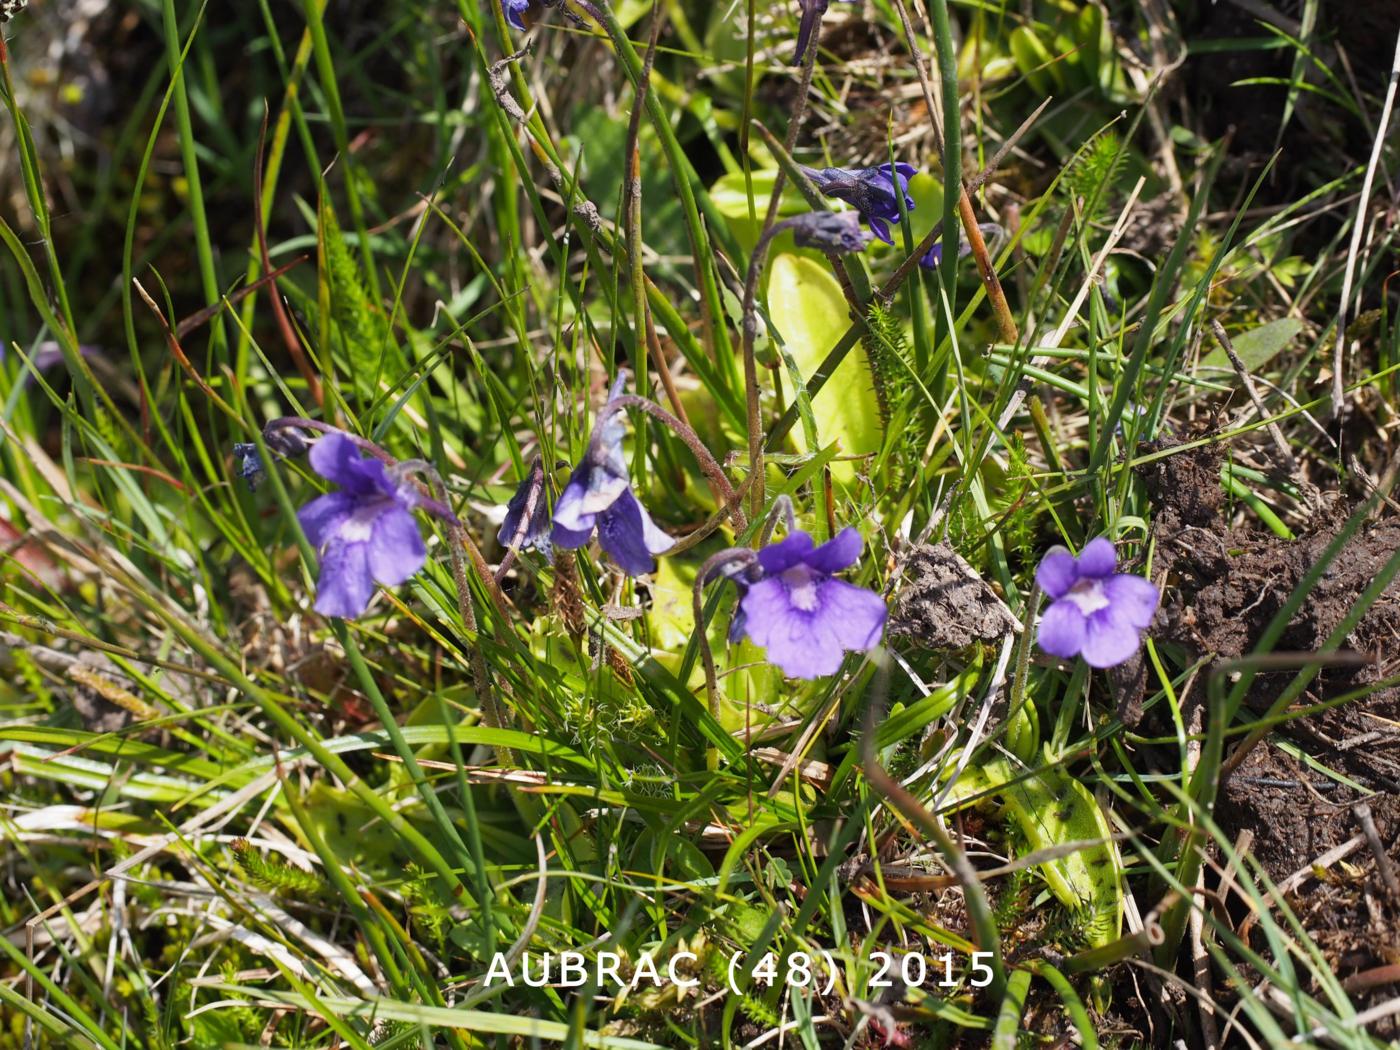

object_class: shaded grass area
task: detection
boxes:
[2,0,1400,1046]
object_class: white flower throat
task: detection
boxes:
[337,498,392,543]
[1064,577,1109,616]
[781,565,821,612]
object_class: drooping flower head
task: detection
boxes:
[803,163,918,245]
[233,426,311,491]
[794,0,860,65]
[497,456,553,562]
[734,527,887,679]
[1035,537,1159,669]
[551,381,675,576]
[297,432,427,619]
[789,210,876,254]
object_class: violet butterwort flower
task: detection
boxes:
[501,0,529,29]
[735,527,886,679]
[497,458,552,561]
[551,394,675,576]
[794,0,859,64]
[1035,537,1159,669]
[297,432,427,619]
[803,162,918,245]
[789,210,875,254]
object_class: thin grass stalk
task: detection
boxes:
[160,0,225,352]
[575,0,734,368]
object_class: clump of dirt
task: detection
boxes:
[1139,437,1400,1008]
[888,543,1020,651]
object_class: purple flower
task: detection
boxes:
[497,457,552,561]
[803,163,918,245]
[501,0,529,29]
[921,221,1002,270]
[296,432,427,619]
[551,399,674,576]
[1035,537,1159,669]
[734,528,887,679]
[795,0,860,64]
[789,210,875,254]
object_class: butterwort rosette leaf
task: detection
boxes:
[551,391,675,576]
[296,432,428,619]
[803,162,918,245]
[789,210,875,254]
[735,527,887,679]
[1035,537,1159,669]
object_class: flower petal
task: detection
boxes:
[1081,606,1142,668]
[554,464,627,528]
[502,0,528,29]
[552,468,600,533]
[314,540,376,619]
[866,215,894,245]
[1037,598,1087,659]
[740,577,844,678]
[804,527,864,574]
[1035,547,1078,599]
[1103,573,1159,630]
[297,492,356,549]
[739,576,885,679]
[756,531,816,575]
[367,506,426,586]
[308,432,388,496]
[1076,537,1118,578]
[596,490,666,575]
[550,521,594,550]
[814,578,887,652]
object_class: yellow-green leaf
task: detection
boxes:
[765,253,882,481]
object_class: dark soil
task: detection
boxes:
[888,543,1020,651]
[1138,436,1400,1027]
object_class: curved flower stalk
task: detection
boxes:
[794,0,860,64]
[554,377,746,576]
[1035,537,1159,669]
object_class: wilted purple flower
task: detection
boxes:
[735,527,886,679]
[501,0,529,29]
[1036,537,1159,669]
[233,426,311,490]
[552,392,674,576]
[789,210,875,254]
[297,432,427,618]
[795,0,860,64]
[803,163,918,245]
[497,457,552,561]
[921,221,1003,270]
